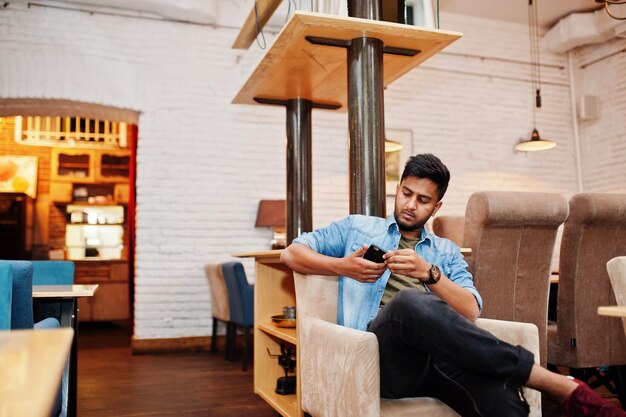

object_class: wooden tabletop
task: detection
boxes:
[32,284,99,298]
[597,306,626,318]
[0,328,74,417]
[232,11,461,111]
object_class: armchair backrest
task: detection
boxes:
[222,262,253,327]
[463,191,568,365]
[0,263,12,330]
[203,264,230,322]
[607,257,626,336]
[554,193,626,367]
[6,260,35,329]
[32,261,75,285]
[432,215,465,247]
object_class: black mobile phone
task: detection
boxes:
[363,244,386,264]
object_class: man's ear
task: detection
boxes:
[432,201,443,217]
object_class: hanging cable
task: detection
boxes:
[254,0,267,50]
[603,1,626,20]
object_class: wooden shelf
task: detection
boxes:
[259,321,297,345]
[232,11,461,111]
[256,385,298,417]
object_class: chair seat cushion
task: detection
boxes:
[381,397,459,417]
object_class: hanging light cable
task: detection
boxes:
[515,0,556,152]
[595,0,626,20]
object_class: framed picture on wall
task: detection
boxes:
[385,129,413,196]
[0,155,38,198]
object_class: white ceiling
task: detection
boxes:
[439,0,602,29]
[8,0,605,29]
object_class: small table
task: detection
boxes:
[0,328,74,417]
[32,284,98,417]
[597,306,626,318]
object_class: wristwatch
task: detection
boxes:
[425,264,441,285]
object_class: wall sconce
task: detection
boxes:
[255,199,286,249]
[595,0,626,20]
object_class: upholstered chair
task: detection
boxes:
[432,215,465,247]
[608,257,626,336]
[548,194,626,379]
[294,272,542,417]
[203,264,233,358]
[2,260,63,416]
[463,191,568,366]
[0,262,12,330]
[222,262,254,371]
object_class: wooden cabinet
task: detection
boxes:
[51,148,130,184]
[96,150,131,183]
[51,149,95,183]
[235,251,302,417]
[76,261,130,321]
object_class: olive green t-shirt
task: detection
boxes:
[381,235,426,306]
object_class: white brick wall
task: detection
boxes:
[572,38,626,193]
[0,3,620,340]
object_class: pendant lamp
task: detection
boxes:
[515,0,556,152]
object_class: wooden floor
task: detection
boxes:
[77,322,280,417]
[77,322,621,417]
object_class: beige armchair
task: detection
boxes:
[294,272,542,417]
[548,193,626,369]
[608,257,626,336]
[463,191,568,366]
[432,215,465,247]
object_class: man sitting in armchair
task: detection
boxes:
[281,153,624,417]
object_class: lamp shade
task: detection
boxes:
[255,200,286,228]
[515,128,556,152]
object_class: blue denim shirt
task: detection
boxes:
[293,214,483,331]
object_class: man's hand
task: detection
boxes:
[383,249,431,282]
[338,244,387,283]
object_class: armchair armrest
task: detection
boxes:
[299,316,380,417]
[475,318,541,417]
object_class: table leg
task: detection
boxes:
[60,299,77,417]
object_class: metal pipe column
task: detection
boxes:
[286,98,313,244]
[347,0,386,217]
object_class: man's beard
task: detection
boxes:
[395,213,425,232]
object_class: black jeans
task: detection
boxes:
[367,289,535,417]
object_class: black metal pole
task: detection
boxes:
[347,0,386,217]
[286,98,313,244]
[348,38,385,217]
[348,0,382,19]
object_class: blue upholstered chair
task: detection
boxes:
[222,262,254,371]
[32,260,74,417]
[1,260,63,417]
[32,261,75,285]
[0,263,12,330]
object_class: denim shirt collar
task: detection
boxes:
[386,214,432,248]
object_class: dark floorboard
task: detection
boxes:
[77,322,621,416]
[77,322,280,417]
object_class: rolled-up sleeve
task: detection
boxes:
[447,250,483,314]
[292,216,353,258]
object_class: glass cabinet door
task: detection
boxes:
[51,149,95,182]
[97,151,130,182]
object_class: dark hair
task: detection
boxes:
[401,153,450,201]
